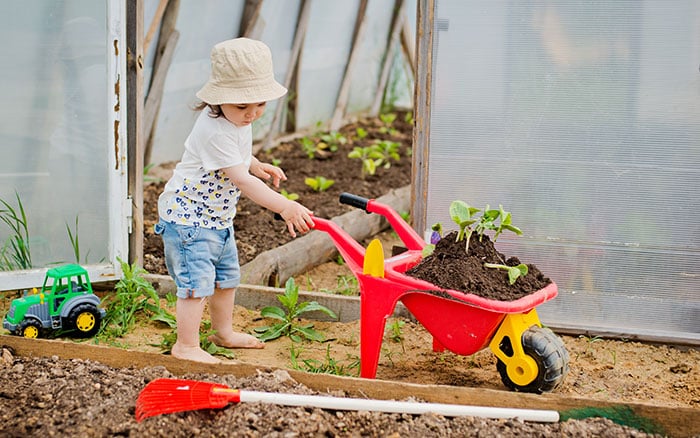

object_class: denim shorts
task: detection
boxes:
[154,220,241,299]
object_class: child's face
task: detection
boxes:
[221,102,267,127]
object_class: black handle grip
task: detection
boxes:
[339,193,369,211]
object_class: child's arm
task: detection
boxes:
[223,163,313,237]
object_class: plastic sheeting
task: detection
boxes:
[423,0,700,342]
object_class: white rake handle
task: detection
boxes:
[238,390,559,423]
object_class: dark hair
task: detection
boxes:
[193,101,223,118]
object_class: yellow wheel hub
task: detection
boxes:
[489,309,542,387]
[23,325,39,338]
[76,312,96,332]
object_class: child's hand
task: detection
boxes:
[279,201,314,237]
[251,159,286,188]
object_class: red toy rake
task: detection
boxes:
[135,378,559,423]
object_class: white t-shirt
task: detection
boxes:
[158,110,252,229]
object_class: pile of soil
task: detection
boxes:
[406,231,551,301]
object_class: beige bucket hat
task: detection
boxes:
[196,38,287,105]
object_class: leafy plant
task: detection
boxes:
[280,189,299,201]
[318,131,347,150]
[347,146,383,178]
[379,112,398,135]
[386,319,406,352]
[98,258,175,339]
[65,215,92,265]
[355,127,368,140]
[484,262,529,285]
[305,176,335,192]
[253,278,337,342]
[448,200,522,253]
[0,191,32,270]
[372,140,401,168]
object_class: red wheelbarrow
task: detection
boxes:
[309,193,569,394]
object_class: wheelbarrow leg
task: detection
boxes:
[358,239,403,379]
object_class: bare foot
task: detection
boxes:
[208,332,265,349]
[171,342,221,364]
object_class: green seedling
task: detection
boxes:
[0,191,32,270]
[484,262,529,285]
[271,158,282,167]
[348,146,383,178]
[319,131,347,150]
[98,258,175,339]
[355,127,368,140]
[475,205,522,241]
[280,189,299,201]
[253,278,337,342]
[305,176,335,192]
[449,200,481,250]
[379,112,398,135]
[386,319,406,352]
[290,343,360,376]
[372,140,401,168]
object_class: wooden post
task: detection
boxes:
[329,0,369,131]
[371,0,406,116]
[261,0,312,151]
[240,0,264,38]
[143,0,180,167]
[411,0,434,238]
[127,0,144,265]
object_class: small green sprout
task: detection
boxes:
[484,262,529,285]
[280,189,300,201]
[305,176,335,192]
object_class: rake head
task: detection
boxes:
[135,378,240,422]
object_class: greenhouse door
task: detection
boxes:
[0,0,128,290]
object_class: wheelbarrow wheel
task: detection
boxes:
[496,326,569,394]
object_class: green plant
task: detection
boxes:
[280,189,300,201]
[484,262,529,285]
[372,140,401,168]
[290,343,359,376]
[378,112,398,135]
[271,157,282,167]
[386,319,406,352]
[304,176,335,192]
[65,215,92,265]
[98,258,175,339]
[253,278,337,342]
[318,131,347,150]
[0,191,32,270]
[355,127,368,140]
[347,146,383,178]
[448,200,522,253]
[320,274,358,296]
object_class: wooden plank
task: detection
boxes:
[2,334,697,437]
[329,0,369,131]
[262,0,312,151]
[371,0,406,116]
[127,0,145,265]
[144,0,169,53]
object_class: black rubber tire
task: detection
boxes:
[18,319,42,338]
[496,325,569,393]
[66,304,101,338]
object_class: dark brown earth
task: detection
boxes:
[0,348,664,437]
[406,231,551,301]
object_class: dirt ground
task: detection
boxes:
[2,112,698,436]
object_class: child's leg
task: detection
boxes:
[208,287,264,349]
[171,297,221,363]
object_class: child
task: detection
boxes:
[155,38,314,364]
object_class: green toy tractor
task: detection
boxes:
[3,264,106,338]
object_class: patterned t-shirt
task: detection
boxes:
[158,110,252,229]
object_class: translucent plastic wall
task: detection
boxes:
[0,1,127,286]
[148,0,416,165]
[423,0,699,342]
